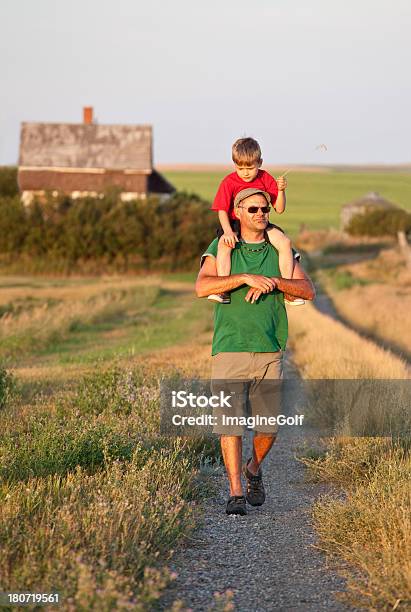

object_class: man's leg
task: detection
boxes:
[211,352,252,515]
[220,435,243,496]
[249,351,283,456]
[242,352,283,505]
[211,353,251,488]
[247,432,277,475]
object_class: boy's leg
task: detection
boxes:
[266,226,293,279]
[266,226,305,306]
[216,237,232,276]
[207,236,233,304]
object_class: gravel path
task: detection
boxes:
[314,292,340,320]
[160,358,358,612]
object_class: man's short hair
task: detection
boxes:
[232,137,262,166]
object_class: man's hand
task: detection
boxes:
[244,279,277,303]
[222,230,239,248]
[242,274,277,293]
[245,288,263,303]
[276,175,288,191]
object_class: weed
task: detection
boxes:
[0,366,15,410]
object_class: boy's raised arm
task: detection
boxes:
[273,175,287,214]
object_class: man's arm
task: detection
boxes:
[195,255,277,298]
[244,260,315,303]
[273,261,315,300]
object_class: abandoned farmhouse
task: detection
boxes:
[18,107,175,204]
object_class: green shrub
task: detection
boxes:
[56,366,156,419]
[0,166,18,197]
[0,190,216,272]
[0,414,139,483]
[347,207,411,237]
[0,196,28,254]
[329,269,371,290]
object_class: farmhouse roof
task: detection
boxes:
[19,122,153,172]
[342,191,398,210]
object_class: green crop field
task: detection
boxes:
[163,170,411,237]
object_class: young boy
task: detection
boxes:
[208,137,304,305]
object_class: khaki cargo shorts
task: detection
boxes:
[211,351,283,435]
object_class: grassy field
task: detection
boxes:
[0,274,204,372]
[163,169,411,237]
[1,255,410,610]
[0,274,220,611]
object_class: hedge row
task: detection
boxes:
[0,191,217,272]
[347,208,411,237]
[0,166,18,197]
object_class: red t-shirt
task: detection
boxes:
[212,170,278,220]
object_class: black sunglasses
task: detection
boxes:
[239,205,271,214]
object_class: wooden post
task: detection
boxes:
[397,230,411,269]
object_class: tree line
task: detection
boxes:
[1,166,409,273]
[0,186,217,273]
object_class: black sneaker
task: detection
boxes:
[226,495,247,516]
[243,459,265,506]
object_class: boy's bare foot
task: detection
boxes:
[284,294,305,306]
[207,293,231,304]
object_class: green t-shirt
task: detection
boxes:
[202,238,288,355]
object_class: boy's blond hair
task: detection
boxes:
[232,137,262,166]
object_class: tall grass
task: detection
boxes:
[326,282,411,360]
[0,365,15,408]
[0,272,219,609]
[0,363,219,610]
[288,302,409,379]
[302,439,411,610]
[288,304,411,609]
[317,247,411,360]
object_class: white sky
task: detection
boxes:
[1,0,411,165]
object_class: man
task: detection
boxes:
[195,188,315,515]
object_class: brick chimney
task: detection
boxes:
[83,106,93,125]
